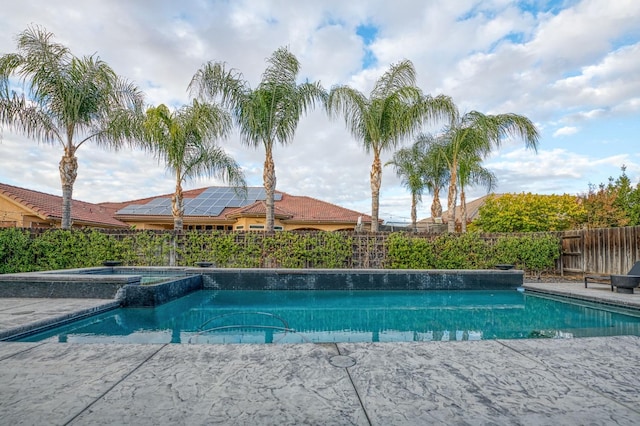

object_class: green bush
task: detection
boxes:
[386,232,435,269]
[387,231,560,275]
[0,228,34,273]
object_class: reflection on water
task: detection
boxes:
[19,290,640,344]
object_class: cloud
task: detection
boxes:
[485,147,636,196]
[553,126,579,137]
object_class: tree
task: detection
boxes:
[189,47,325,232]
[385,142,426,231]
[440,110,539,232]
[142,101,246,230]
[579,166,640,228]
[418,134,450,222]
[472,193,586,232]
[609,165,640,226]
[326,60,454,232]
[0,25,143,229]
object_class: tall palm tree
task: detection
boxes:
[0,25,143,229]
[441,110,539,233]
[385,142,426,231]
[326,60,454,232]
[189,47,325,232]
[457,150,496,232]
[143,101,246,230]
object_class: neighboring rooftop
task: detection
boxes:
[419,193,503,225]
[115,187,282,217]
[0,182,129,228]
[0,182,372,231]
[113,186,372,226]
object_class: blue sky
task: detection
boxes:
[0,0,639,223]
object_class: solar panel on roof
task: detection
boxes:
[116,186,277,217]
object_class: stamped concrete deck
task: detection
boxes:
[1,282,640,425]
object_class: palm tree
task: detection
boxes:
[457,151,496,232]
[417,134,450,223]
[189,47,325,232]
[0,25,143,229]
[142,101,246,230]
[385,142,427,231]
[326,60,454,232]
[440,110,539,233]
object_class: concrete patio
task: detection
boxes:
[1,281,639,425]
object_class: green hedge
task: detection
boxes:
[386,232,560,275]
[176,231,353,268]
[0,228,560,275]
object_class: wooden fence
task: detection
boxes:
[559,226,640,276]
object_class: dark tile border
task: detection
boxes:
[200,268,524,291]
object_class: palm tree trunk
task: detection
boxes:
[447,167,458,233]
[411,193,417,232]
[172,175,184,231]
[59,146,78,229]
[264,146,276,232]
[431,186,443,222]
[370,153,382,232]
[460,189,467,233]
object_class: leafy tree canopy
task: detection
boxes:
[472,193,586,232]
[578,165,640,228]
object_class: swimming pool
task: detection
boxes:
[16,289,640,344]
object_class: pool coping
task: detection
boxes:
[523,281,640,311]
[0,299,120,341]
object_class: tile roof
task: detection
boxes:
[0,182,129,228]
[114,187,280,217]
[98,187,209,212]
[225,200,295,219]
[270,192,372,223]
[113,186,373,224]
[2,182,372,227]
[224,191,374,223]
[418,193,503,224]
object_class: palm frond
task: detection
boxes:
[326,85,369,145]
[371,59,416,100]
[189,60,248,109]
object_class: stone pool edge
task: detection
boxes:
[523,281,640,312]
[0,299,120,341]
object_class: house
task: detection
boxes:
[0,182,373,231]
[0,182,128,229]
[109,186,373,231]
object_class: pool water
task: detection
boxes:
[17,290,640,344]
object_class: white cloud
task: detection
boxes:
[553,126,579,137]
[485,148,636,196]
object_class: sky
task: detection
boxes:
[0,0,639,223]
